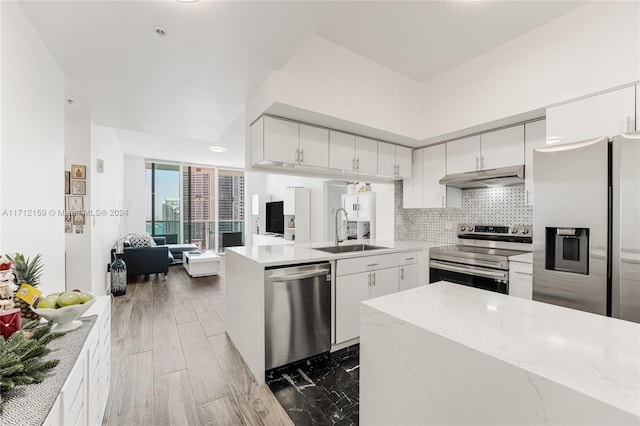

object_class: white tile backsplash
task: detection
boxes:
[394,181,533,244]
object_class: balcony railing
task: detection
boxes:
[146,219,244,252]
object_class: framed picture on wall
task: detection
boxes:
[65,223,72,233]
[64,171,70,194]
[67,196,83,212]
[71,164,86,179]
[72,212,85,225]
[75,225,84,234]
[71,180,86,195]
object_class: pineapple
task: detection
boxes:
[7,253,44,320]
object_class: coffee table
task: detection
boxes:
[183,250,220,277]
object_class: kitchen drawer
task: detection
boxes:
[398,251,418,266]
[509,261,533,300]
[336,253,399,276]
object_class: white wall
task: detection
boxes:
[420,1,640,141]
[90,122,125,295]
[247,35,422,144]
[0,1,66,296]
[65,109,92,291]
[123,155,146,235]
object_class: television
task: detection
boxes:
[265,201,284,235]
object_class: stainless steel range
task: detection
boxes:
[429,224,533,294]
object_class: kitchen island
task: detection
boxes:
[360,281,640,425]
[225,240,436,383]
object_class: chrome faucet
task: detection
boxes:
[335,207,348,246]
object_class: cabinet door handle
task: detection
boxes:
[356,158,360,170]
[300,148,304,163]
[367,263,378,267]
[514,271,533,276]
[480,156,484,169]
[475,156,479,170]
[368,273,371,286]
[442,196,446,207]
[405,257,415,261]
[400,267,404,280]
[372,272,376,286]
[295,149,299,163]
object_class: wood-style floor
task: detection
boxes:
[102,264,293,426]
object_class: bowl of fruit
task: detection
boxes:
[31,290,96,333]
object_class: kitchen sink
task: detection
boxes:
[312,244,390,254]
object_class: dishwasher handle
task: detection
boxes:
[268,269,330,282]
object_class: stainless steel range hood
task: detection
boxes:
[439,165,525,189]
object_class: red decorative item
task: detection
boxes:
[0,308,21,339]
[0,257,11,271]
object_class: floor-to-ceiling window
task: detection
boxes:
[146,162,244,253]
[145,163,181,243]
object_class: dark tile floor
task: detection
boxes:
[266,345,360,426]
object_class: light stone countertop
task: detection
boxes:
[226,239,442,267]
[362,281,640,418]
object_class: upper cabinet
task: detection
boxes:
[299,124,329,168]
[378,141,412,178]
[446,126,524,174]
[422,144,461,208]
[446,135,481,174]
[546,85,636,144]
[524,120,546,206]
[329,132,378,175]
[251,116,329,168]
[355,136,378,175]
[403,143,461,209]
[480,125,524,170]
[329,130,356,171]
[252,115,412,180]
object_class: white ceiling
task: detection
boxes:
[19,0,586,167]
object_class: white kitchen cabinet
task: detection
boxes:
[446,126,524,174]
[252,116,298,164]
[299,123,329,168]
[546,85,636,145]
[335,254,400,343]
[423,144,461,208]
[335,270,371,343]
[329,132,378,174]
[524,120,546,206]
[480,125,524,170]
[403,149,423,208]
[283,187,310,242]
[355,136,378,175]
[329,130,356,171]
[398,252,418,291]
[446,135,481,174]
[509,261,533,299]
[378,141,412,178]
[342,192,375,240]
[43,297,111,426]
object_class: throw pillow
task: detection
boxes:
[128,234,156,247]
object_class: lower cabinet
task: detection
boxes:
[509,261,533,299]
[43,296,111,426]
[335,251,418,344]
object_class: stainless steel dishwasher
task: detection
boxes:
[265,262,331,370]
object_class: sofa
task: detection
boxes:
[111,235,198,277]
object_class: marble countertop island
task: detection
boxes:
[360,281,639,425]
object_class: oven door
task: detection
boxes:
[429,260,508,294]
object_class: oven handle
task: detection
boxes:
[429,253,507,270]
[429,260,508,280]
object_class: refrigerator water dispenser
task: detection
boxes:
[545,227,590,275]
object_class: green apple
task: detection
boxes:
[37,295,59,309]
[78,292,94,304]
[57,292,82,307]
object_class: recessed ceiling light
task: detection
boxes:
[208,146,226,153]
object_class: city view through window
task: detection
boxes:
[145,163,244,252]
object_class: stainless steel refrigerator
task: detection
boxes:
[533,132,639,323]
